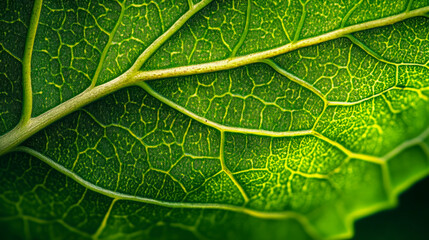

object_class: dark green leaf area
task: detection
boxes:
[0,47,23,135]
[0,152,112,240]
[412,0,429,9]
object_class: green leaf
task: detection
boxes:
[1,0,429,239]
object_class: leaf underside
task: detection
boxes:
[1,0,429,239]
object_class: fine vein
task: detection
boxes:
[230,0,251,57]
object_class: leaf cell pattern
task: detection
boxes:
[1,0,429,239]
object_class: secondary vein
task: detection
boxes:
[127,0,214,73]
[20,0,43,125]
[89,1,126,88]
[137,82,313,137]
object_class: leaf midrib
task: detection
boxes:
[0,4,428,158]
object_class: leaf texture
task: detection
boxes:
[1,0,429,239]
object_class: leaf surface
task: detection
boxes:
[1,0,429,239]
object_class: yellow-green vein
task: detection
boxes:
[20,0,43,125]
